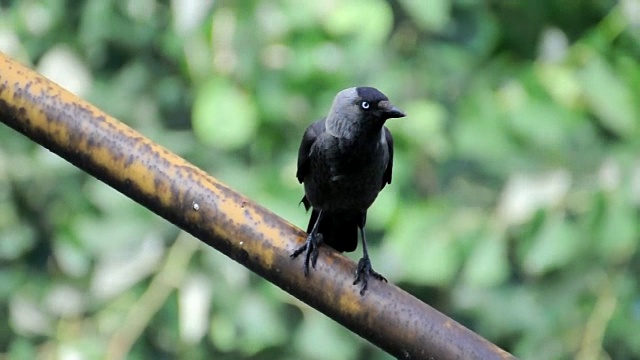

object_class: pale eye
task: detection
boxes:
[360,101,370,110]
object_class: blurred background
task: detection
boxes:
[1,0,639,359]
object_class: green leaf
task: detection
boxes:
[595,193,638,263]
[398,0,451,31]
[387,204,461,285]
[462,230,509,286]
[209,314,236,352]
[523,215,581,276]
[579,56,637,138]
[323,0,394,44]
[192,79,258,150]
[236,295,287,354]
[397,100,449,158]
[294,312,359,360]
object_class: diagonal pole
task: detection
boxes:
[0,52,516,360]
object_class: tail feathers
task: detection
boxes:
[307,209,358,253]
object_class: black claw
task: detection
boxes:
[291,233,323,276]
[353,257,387,295]
[290,243,307,258]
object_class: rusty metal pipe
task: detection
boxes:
[0,52,516,360]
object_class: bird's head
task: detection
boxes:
[326,87,405,138]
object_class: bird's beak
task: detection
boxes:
[379,100,406,119]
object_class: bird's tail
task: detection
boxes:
[307,209,358,253]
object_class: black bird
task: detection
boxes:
[291,87,405,295]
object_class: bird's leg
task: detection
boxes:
[353,215,387,295]
[290,210,324,276]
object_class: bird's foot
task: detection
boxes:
[353,257,387,295]
[290,232,324,276]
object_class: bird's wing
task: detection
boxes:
[382,126,394,189]
[296,118,326,183]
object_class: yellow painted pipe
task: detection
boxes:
[0,52,516,360]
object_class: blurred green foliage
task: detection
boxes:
[1,0,639,359]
